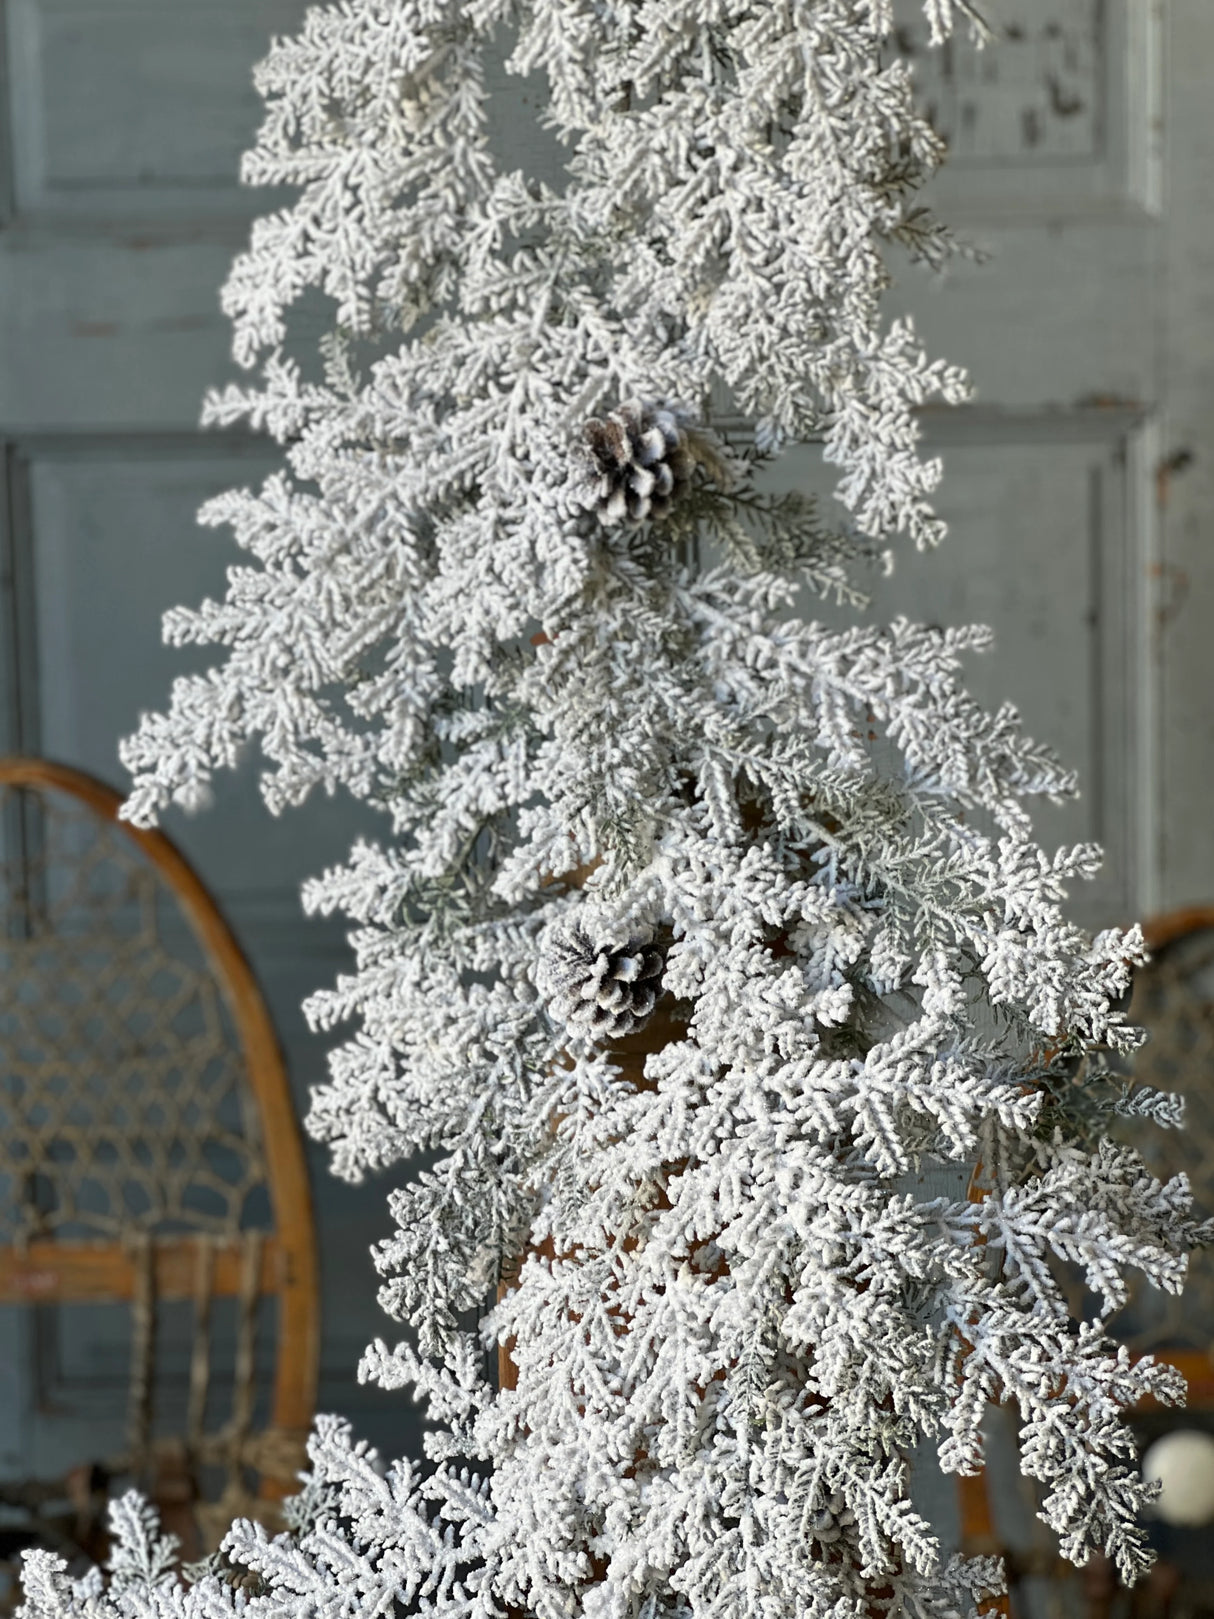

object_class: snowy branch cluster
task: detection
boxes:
[27,1,1209,1616]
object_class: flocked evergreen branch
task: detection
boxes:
[24,2,1207,1618]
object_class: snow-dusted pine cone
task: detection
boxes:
[578,399,694,526]
[538,917,664,1040]
[807,1496,856,1546]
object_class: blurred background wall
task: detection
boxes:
[0,0,1208,1484]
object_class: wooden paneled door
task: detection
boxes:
[878,0,1210,936]
[0,0,1211,1552]
[878,0,1213,1579]
[766,0,1210,1575]
[0,0,421,1485]
[855,0,1166,934]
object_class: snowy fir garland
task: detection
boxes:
[20,3,1212,1618]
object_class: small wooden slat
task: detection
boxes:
[127,1232,156,1469]
[187,1236,216,1450]
[230,1231,263,1443]
[0,1234,283,1304]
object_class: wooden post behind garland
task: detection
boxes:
[496,1001,688,1392]
[493,905,1151,1610]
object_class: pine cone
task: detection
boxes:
[808,1496,856,1545]
[578,399,693,526]
[538,917,664,1040]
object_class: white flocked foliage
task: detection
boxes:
[22,3,1210,1618]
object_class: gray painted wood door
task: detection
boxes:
[0,0,1207,1508]
[862,0,1165,933]
[875,0,1208,1573]
[0,0,419,1481]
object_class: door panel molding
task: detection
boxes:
[1,0,308,232]
[738,404,1155,926]
[0,426,269,757]
[897,0,1163,220]
[0,441,40,755]
[919,406,1155,926]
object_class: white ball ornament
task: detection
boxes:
[1142,1429,1214,1525]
